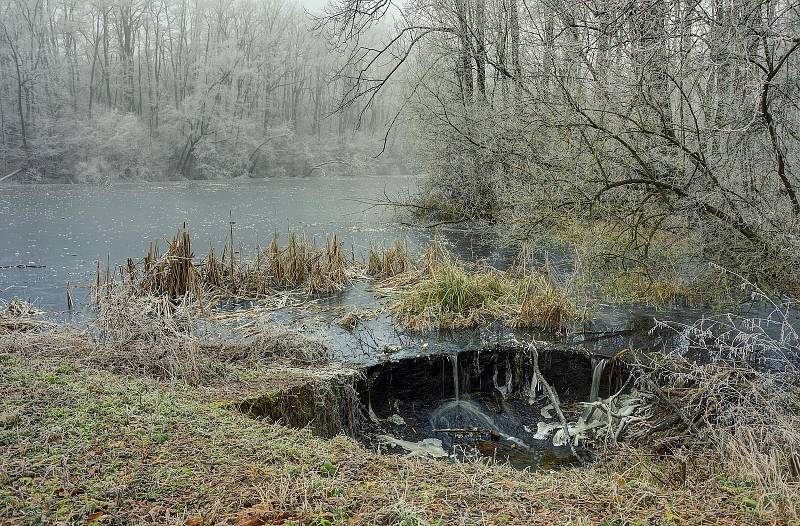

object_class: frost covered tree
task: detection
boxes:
[319,0,800,285]
[0,0,405,180]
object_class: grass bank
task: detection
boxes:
[0,336,787,525]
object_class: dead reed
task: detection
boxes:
[367,240,411,279]
[99,229,354,306]
[139,229,199,298]
[0,300,51,334]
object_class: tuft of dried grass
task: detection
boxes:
[367,240,411,279]
[389,260,577,331]
[0,299,51,334]
[307,235,351,294]
[137,229,200,298]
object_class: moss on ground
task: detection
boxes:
[1,346,790,525]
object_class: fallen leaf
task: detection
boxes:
[234,517,266,526]
[86,511,106,522]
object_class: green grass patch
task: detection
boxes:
[390,261,577,331]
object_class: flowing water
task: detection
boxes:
[589,358,608,403]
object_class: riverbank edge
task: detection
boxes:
[0,335,783,525]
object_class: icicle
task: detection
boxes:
[504,357,513,396]
[528,372,539,405]
[368,397,380,424]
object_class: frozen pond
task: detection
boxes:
[0,176,506,312]
[0,175,723,469]
[0,175,699,363]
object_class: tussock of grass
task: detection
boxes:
[389,261,576,331]
[367,240,411,279]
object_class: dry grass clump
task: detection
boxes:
[138,229,199,298]
[375,237,578,331]
[107,229,354,305]
[367,240,411,279]
[621,290,800,513]
[515,273,578,329]
[242,322,331,365]
[89,288,222,384]
[0,299,51,334]
[2,296,331,387]
[1,282,334,387]
[307,236,351,294]
[389,259,576,331]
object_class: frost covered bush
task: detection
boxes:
[628,283,800,493]
[56,110,166,182]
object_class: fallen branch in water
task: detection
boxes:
[0,168,22,183]
[530,345,582,462]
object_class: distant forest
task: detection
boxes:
[0,0,410,182]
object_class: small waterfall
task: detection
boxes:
[451,353,460,401]
[430,399,499,432]
[589,358,608,403]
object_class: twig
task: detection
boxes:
[0,168,22,183]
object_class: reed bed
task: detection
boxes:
[378,238,578,331]
[99,229,355,307]
[367,240,411,279]
[95,228,580,332]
